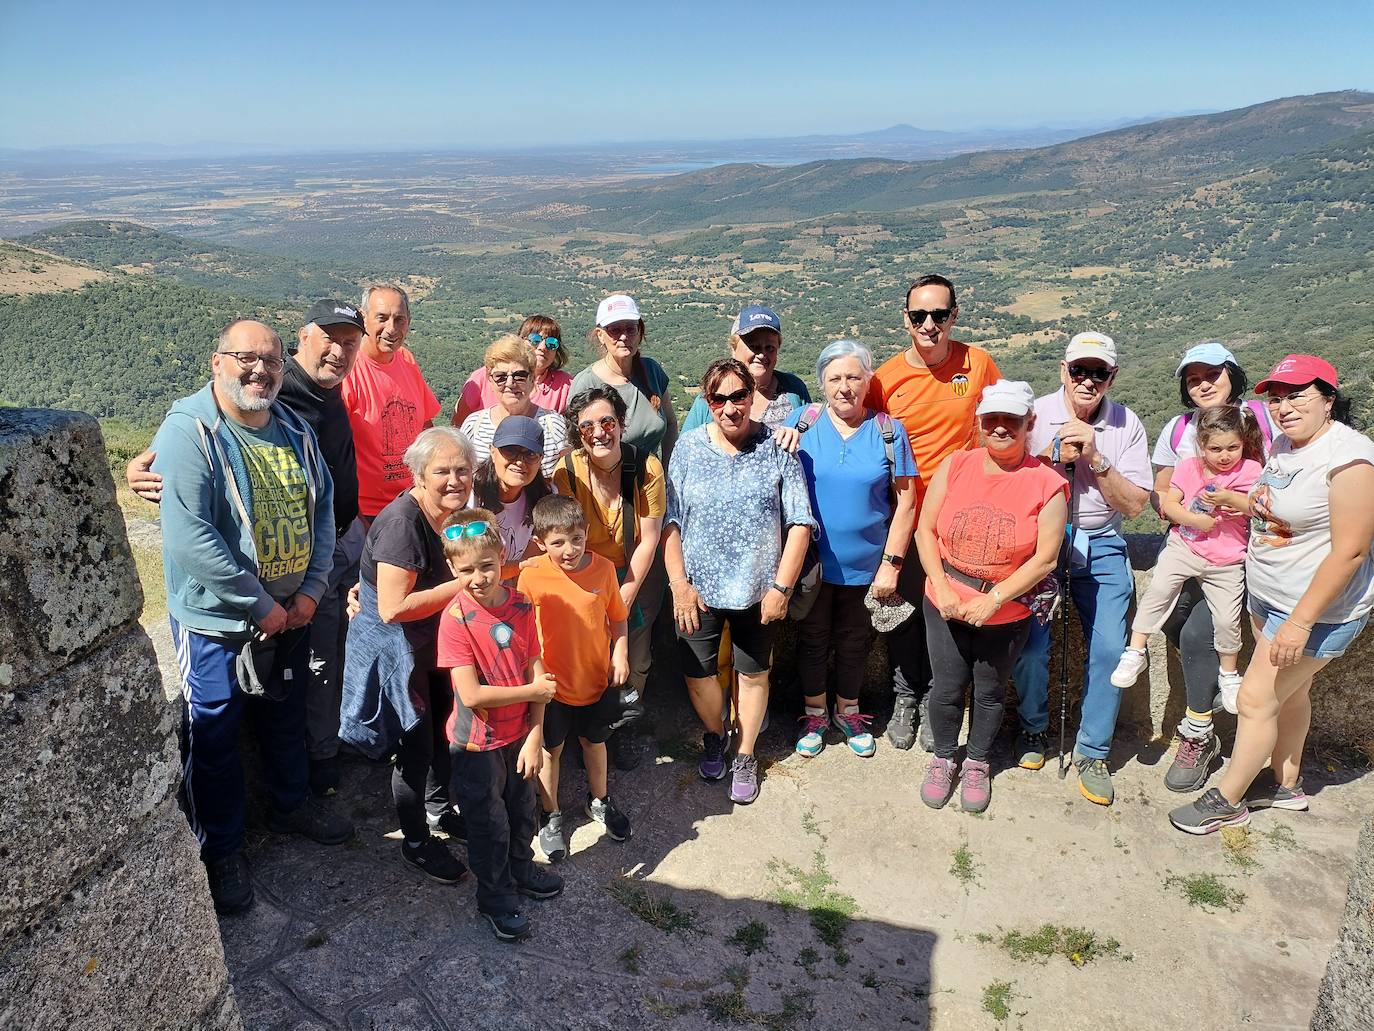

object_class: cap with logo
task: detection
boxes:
[490,414,545,454]
[1175,341,1236,376]
[1064,331,1118,367]
[303,298,365,331]
[730,304,782,337]
[1255,354,1339,394]
[975,379,1036,418]
[595,294,642,327]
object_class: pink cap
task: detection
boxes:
[1255,354,1338,393]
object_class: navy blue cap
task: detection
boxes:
[491,415,544,454]
[731,305,782,337]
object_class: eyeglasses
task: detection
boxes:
[1067,363,1115,384]
[527,332,560,350]
[443,521,490,541]
[906,307,953,327]
[578,415,620,438]
[218,350,284,373]
[601,321,640,337]
[1265,390,1322,409]
[706,387,752,410]
[491,370,531,386]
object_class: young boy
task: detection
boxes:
[516,495,632,862]
[436,508,562,943]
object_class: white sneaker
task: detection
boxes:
[1110,648,1147,688]
[1217,669,1243,715]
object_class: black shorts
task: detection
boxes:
[542,692,619,750]
[676,603,778,679]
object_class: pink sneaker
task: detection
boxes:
[920,757,957,809]
[960,758,992,813]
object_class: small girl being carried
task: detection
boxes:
[1111,406,1264,712]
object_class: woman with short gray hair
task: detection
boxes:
[782,341,920,759]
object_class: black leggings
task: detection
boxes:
[798,582,873,701]
[1161,580,1219,714]
[393,667,454,843]
[923,599,1030,762]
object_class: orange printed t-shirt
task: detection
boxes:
[865,342,1001,509]
[516,552,629,706]
[341,348,441,517]
[927,448,1067,625]
[552,449,667,568]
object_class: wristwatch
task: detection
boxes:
[771,581,794,597]
[1089,452,1112,475]
[882,553,904,569]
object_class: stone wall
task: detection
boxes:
[1312,817,1374,1031]
[0,409,241,1031]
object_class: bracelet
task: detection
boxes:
[669,576,688,586]
[1288,618,1313,631]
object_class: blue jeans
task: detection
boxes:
[1013,530,1133,761]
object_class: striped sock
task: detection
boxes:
[1179,707,1213,740]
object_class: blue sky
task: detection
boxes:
[2,0,1371,149]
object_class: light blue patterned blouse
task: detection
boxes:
[665,425,817,610]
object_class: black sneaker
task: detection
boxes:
[887,696,918,750]
[916,694,935,753]
[608,728,642,771]
[427,808,468,844]
[1164,732,1221,793]
[483,910,531,942]
[309,755,341,797]
[517,865,565,900]
[267,796,355,844]
[539,810,568,862]
[204,852,254,916]
[400,836,467,884]
[586,795,632,841]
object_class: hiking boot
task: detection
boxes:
[401,836,467,884]
[729,754,760,804]
[1015,730,1049,771]
[796,708,829,758]
[309,755,340,797]
[1073,752,1114,806]
[920,756,957,809]
[204,852,254,916]
[832,708,876,757]
[916,694,935,753]
[960,758,992,813]
[608,727,642,771]
[1164,732,1221,793]
[427,808,467,844]
[538,810,567,862]
[267,795,355,844]
[1110,647,1147,688]
[1217,669,1243,715]
[887,696,918,750]
[699,732,728,781]
[1246,773,1309,812]
[586,795,633,841]
[1169,788,1251,835]
[517,865,565,900]
[483,910,531,943]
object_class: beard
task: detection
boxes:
[218,372,280,412]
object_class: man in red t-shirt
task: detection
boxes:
[342,284,442,521]
[865,274,1002,753]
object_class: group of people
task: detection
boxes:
[130,274,1374,943]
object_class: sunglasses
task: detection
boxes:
[1067,363,1115,384]
[905,307,953,327]
[443,521,490,541]
[740,336,778,355]
[496,445,539,462]
[527,332,560,350]
[578,415,620,437]
[706,387,752,410]
[491,370,531,386]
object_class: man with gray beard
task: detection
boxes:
[151,319,353,915]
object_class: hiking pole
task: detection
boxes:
[1058,461,1078,780]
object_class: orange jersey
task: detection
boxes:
[865,341,1001,508]
[516,553,628,706]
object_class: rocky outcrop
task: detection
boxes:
[1312,817,1374,1031]
[0,409,240,1031]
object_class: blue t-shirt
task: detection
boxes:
[784,406,918,586]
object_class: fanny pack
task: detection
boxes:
[941,559,1060,626]
[235,624,309,700]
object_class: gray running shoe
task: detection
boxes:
[538,810,567,862]
[1246,773,1309,811]
[1164,732,1221,793]
[887,696,918,750]
[1015,730,1048,771]
[916,694,935,753]
[1072,752,1114,806]
[1169,788,1251,835]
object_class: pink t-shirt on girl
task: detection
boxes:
[1169,455,1263,565]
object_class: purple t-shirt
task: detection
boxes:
[1169,456,1262,565]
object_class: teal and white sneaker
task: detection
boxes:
[795,707,829,758]
[832,707,876,758]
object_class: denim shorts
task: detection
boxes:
[1248,597,1371,659]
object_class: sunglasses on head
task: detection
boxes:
[491,370,531,386]
[577,415,620,437]
[527,332,559,350]
[706,387,752,410]
[1067,363,1115,384]
[906,307,953,327]
[443,521,490,541]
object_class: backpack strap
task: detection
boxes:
[1244,399,1274,449]
[618,442,645,559]
[795,403,824,434]
[1169,411,1193,453]
[875,412,897,481]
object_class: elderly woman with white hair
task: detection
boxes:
[782,340,920,758]
[342,426,475,885]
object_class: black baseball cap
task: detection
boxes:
[303,299,365,331]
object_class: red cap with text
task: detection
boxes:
[1255,354,1339,393]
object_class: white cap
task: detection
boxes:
[595,294,641,327]
[975,379,1036,417]
[1064,331,1117,367]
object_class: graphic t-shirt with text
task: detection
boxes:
[436,589,538,751]
[224,416,313,601]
